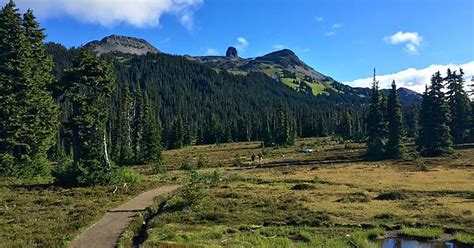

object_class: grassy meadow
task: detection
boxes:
[143,137,474,247]
[1,137,473,247]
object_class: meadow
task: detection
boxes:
[141,137,474,247]
[1,137,473,247]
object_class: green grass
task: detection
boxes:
[281,77,298,90]
[0,171,164,247]
[145,224,358,247]
[305,81,325,95]
[366,227,386,239]
[151,139,474,247]
[3,138,474,247]
[228,70,248,76]
[401,226,444,240]
[349,232,379,248]
[453,232,474,245]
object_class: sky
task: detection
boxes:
[5,0,474,92]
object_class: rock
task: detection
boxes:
[226,46,238,59]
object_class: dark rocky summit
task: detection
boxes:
[84,35,160,56]
[226,46,239,59]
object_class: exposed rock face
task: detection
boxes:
[85,35,160,56]
[226,46,238,59]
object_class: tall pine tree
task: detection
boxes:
[61,49,115,185]
[132,85,144,163]
[385,80,405,159]
[446,69,471,144]
[365,69,386,160]
[0,2,58,178]
[274,105,295,146]
[416,71,453,156]
[141,93,162,164]
[338,110,353,140]
[114,81,133,164]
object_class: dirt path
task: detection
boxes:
[68,185,181,248]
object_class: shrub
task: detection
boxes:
[152,161,165,174]
[233,153,243,167]
[375,191,408,200]
[53,160,79,186]
[415,158,428,171]
[291,183,315,190]
[180,158,194,170]
[116,168,142,184]
[196,154,207,169]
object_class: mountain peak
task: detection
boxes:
[85,35,160,56]
[226,46,238,59]
[255,48,306,70]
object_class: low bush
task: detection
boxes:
[375,191,408,201]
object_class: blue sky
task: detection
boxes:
[7,0,474,92]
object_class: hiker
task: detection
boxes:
[258,152,264,162]
[251,153,256,163]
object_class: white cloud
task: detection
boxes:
[405,43,418,55]
[235,36,249,52]
[325,31,336,36]
[205,48,218,56]
[325,23,343,36]
[273,44,286,50]
[315,16,324,22]
[343,61,474,93]
[384,31,423,55]
[11,0,203,29]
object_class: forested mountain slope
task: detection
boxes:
[45,41,419,149]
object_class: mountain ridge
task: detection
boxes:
[82,35,421,103]
[84,35,160,56]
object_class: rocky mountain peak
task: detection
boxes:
[85,35,160,56]
[226,46,238,59]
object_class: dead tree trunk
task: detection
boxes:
[103,132,111,172]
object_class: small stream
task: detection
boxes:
[377,238,468,248]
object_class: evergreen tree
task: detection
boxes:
[61,49,115,185]
[365,70,386,160]
[114,81,133,164]
[141,93,162,164]
[338,110,353,140]
[132,85,144,163]
[316,117,328,137]
[274,105,294,146]
[385,80,405,159]
[169,116,185,149]
[446,69,471,144]
[0,2,57,178]
[416,72,453,156]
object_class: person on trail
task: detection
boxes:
[258,152,264,162]
[251,153,256,163]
